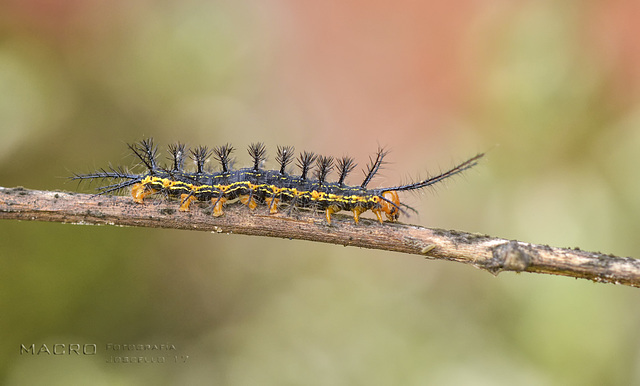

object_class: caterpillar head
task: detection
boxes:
[379,191,400,222]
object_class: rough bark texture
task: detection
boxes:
[1,186,638,287]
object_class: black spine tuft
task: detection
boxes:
[128,138,159,171]
[336,156,357,186]
[167,143,186,172]
[213,144,234,173]
[297,151,316,180]
[276,146,295,175]
[190,146,213,174]
[315,155,334,184]
[248,143,267,171]
[361,147,388,188]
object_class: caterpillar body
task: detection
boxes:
[72,139,483,224]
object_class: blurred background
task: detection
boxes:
[1,0,640,384]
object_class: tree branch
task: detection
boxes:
[1,186,638,287]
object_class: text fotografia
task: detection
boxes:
[106,343,176,351]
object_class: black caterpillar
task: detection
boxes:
[72,139,484,224]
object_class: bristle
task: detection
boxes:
[70,165,141,196]
[190,146,212,174]
[213,144,234,173]
[381,153,485,192]
[297,151,316,180]
[337,156,356,186]
[315,155,334,184]
[276,145,295,174]
[167,143,186,172]
[248,143,267,171]
[70,165,134,182]
[361,147,388,189]
[128,138,159,170]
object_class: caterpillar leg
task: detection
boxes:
[240,194,258,210]
[371,208,385,224]
[179,193,196,212]
[352,207,366,224]
[325,205,340,225]
[131,183,157,204]
[211,197,227,217]
[265,187,281,214]
[265,197,280,214]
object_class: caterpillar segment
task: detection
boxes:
[71,138,484,225]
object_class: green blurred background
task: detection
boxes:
[2,1,640,385]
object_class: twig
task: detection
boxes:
[1,186,639,287]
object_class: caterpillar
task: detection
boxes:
[71,139,484,224]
